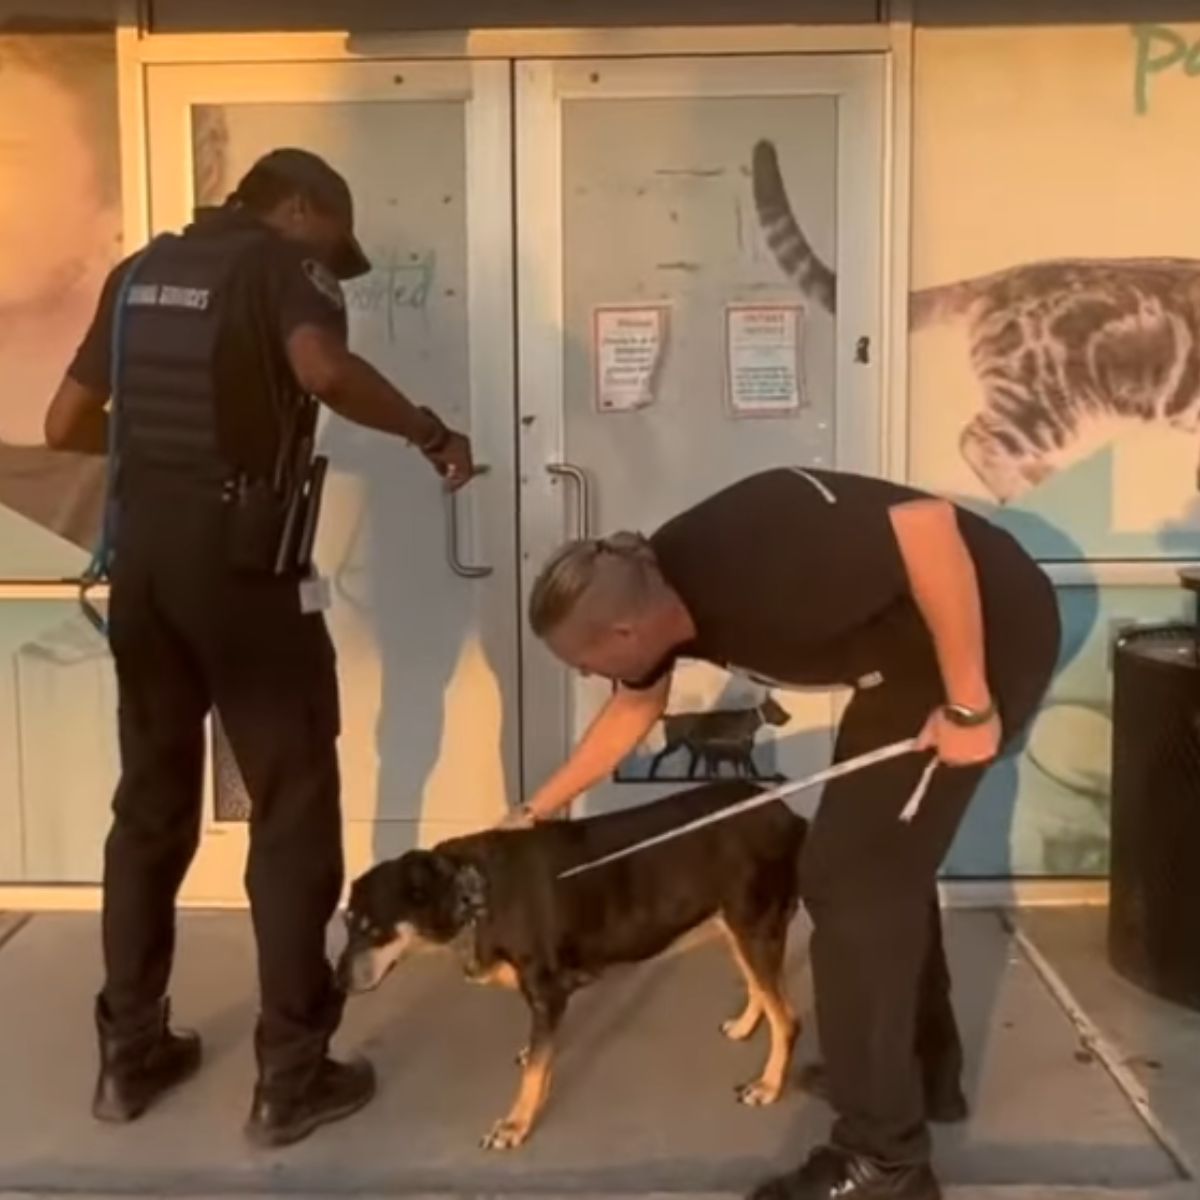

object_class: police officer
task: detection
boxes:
[517,467,1060,1200]
[44,148,473,1146]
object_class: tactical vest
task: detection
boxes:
[115,225,270,489]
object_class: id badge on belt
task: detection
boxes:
[299,572,332,614]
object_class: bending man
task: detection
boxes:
[516,466,1059,1200]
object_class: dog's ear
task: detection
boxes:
[398,850,456,908]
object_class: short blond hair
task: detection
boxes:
[528,532,662,638]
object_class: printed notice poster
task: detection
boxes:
[725,304,803,416]
[593,306,668,413]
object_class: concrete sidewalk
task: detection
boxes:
[0,909,1193,1199]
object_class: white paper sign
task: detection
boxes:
[725,304,803,415]
[593,306,668,413]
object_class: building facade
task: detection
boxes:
[1,0,1195,905]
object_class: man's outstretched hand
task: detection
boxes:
[495,805,536,831]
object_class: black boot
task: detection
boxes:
[747,1146,941,1200]
[795,1061,968,1124]
[245,1056,376,1148]
[92,996,202,1122]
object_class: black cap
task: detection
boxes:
[249,147,371,280]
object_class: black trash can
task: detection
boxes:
[1108,614,1200,1012]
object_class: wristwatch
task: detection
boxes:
[942,700,996,728]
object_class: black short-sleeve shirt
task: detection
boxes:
[67,208,349,476]
[625,467,1030,692]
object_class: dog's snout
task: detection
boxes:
[336,925,413,994]
[335,945,371,994]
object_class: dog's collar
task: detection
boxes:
[449,863,492,982]
[452,862,487,927]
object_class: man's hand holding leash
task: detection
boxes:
[918,703,1001,767]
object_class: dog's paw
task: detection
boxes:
[736,1078,782,1107]
[514,1045,531,1067]
[481,1118,531,1151]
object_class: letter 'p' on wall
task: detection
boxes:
[1133,24,1200,115]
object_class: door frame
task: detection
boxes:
[514,53,890,805]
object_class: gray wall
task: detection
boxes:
[13,0,1193,33]
[146,0,1200,32]
[0,1,114,29]
[916,0,1200,23]
[148,0,880,32]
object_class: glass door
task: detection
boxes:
[146,60,519,901]
[516,55,887,816]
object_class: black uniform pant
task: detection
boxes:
[798,574,1061,1167]
[100,485,344,1086]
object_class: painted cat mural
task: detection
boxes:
[752,138,1200,504]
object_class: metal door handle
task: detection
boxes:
[445,465,492,579]
[547,462,592,541]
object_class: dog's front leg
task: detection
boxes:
[721,990,764,1042]
[482,984,566,1151]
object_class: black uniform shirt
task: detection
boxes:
[625,467,1037,692]
[68,208,349,478]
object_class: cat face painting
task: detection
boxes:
[751,138,1200,505]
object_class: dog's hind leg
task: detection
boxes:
[717,917,764,1041]
[482,984,566,1151]
[723,915,798,1107]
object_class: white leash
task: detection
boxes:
[558,736,938,881]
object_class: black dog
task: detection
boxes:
[337,780,807,1150]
